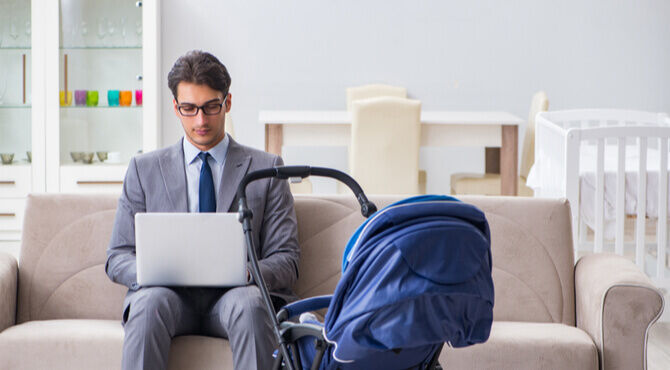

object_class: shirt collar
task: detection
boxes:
[183,133,230,165]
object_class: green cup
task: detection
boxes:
[86,91,99,106]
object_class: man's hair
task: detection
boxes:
[167,50,231,100]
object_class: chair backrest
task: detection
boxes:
[16,194,575,327]
[345,84,407,111]
[520,91,549,180]
[289,178,313,194]
[350,96,421,194]
[225,113,235,139]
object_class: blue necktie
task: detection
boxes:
[198,152,216,212]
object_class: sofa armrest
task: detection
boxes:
[0,252,18,332]
[575,253,664,370]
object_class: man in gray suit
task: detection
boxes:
[106,50,299,370]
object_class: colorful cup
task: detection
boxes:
[59,91,72,106]
[119,90,132,106]
[135,89,143,106]
[75,90,87,106]
[107,90,120,106]
[86,91,99,106]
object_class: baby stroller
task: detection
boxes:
[237,166,494,370]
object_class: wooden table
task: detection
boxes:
[260,110,523,195]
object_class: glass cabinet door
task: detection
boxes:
[0,0,32,246]
[0,0,32,167]
[59,0,142,167]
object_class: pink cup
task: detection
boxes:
[135,89,143,106]
[74,90,87,106]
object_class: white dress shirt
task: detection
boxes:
[183,134,230,213]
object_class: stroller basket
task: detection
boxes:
[237,166,494,370]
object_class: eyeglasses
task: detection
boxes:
[176,97,226,116]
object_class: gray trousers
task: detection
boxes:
[121,285,276,370]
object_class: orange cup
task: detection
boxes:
[119,90,133,106]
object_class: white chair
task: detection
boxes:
[520,91,549,180]
[346,84,426,193]
[450,91,549,196]
[349,96,421,194]
[289,178,313,194]
[225,112,235,139]
[346,84,407,111]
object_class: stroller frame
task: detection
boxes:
[236,166,443,370]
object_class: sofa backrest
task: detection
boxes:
[16,194,575,326]
[17,194,124,323]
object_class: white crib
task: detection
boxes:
[528,109,670,292]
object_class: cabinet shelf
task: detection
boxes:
[60,105,142,109]
[0,46,31,50]
[60,46,141,50]
[0,105,32,109]
[61,162,127,167]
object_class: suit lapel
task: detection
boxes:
[218,137,251,212]
[158,139,188,212]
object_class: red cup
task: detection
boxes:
[135,89,143,106]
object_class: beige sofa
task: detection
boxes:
[0,194,664,369]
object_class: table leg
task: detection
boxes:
[265,124,283,156]
[501,125,518,196]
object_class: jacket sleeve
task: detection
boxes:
[255,156,300,293]
[105,157,146,291]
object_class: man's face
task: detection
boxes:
[173,81,231,152]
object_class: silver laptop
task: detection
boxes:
[135,213,247,287]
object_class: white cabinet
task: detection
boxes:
[0,198,26,241]
[44,0,160,192]
[0,165,30,240]
[0,0,34,242]
[0,165,32,198]
[0,0,160,241]
[59,164,126,193]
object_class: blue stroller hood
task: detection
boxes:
[322,195,494,364]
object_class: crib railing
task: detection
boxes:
[535,110,670,290]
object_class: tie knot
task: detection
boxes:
[198,152,210,162]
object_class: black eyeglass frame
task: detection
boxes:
[176,95,228,117]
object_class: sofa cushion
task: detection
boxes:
[439,321,598,370]
[0,320,596,370]
[464,196,576,325]
[0,319,234,370]
[168,336,233,369]
[0,319,123,369]
[17,195,123,323]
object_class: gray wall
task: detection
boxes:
[160,0,670,193]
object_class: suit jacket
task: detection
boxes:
[105,137,300,314]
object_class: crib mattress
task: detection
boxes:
[528,145,670,239]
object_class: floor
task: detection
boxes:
[649,322,670,369]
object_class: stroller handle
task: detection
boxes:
[236,166,378,217]
[236,166,376,369]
